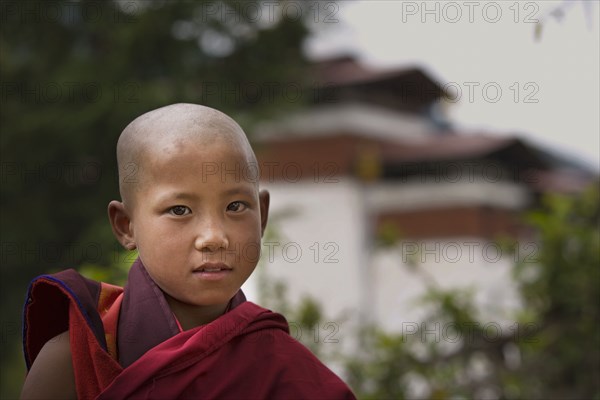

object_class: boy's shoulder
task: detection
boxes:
[23,268,122,368]
[239,312,354,395]
[20,330,76,399]
[99,301,356,399]
[22,268,356,399]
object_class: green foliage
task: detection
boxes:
[79,250,137,286]
[257,271,329,357]
[345,328,416,400]
[344,185,600,399]
[513,185,600,399]
[375,221,401,249]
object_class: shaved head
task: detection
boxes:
[117,103,257,206]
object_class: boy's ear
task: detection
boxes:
[108,201,136,250]
[258,190,270,237]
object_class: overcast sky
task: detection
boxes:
[305,1,600,170]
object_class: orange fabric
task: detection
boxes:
[100,292,123,361]
[68,299,122,400]
[97,282,123,316]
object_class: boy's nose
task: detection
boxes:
[194,219,229,252]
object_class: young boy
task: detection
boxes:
[21,104,356,399]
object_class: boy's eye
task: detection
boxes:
[226,201,247,212]
[169,205,191,216]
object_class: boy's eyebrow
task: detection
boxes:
[157,191,199,203]
[222,186,256,198]
[156,186,255,203]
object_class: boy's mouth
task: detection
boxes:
[193,262,232,273]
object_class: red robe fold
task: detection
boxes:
[23,259,356,399]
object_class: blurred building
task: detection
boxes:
[242,56,594,338]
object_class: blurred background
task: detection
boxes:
[1,1,598,399]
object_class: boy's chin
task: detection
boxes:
[165,291,231,309]
[185,294,236,308]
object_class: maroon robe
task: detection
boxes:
[23,259,356,399]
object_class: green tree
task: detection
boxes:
[344,185,600,399]
[513,185,600,398]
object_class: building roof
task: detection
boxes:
[256,56,596,194]
[310,55,448,113]
[257,130,595,195]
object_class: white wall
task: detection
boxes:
[372,239,522,334]
[256,103,438,142]
[243,178,525,350]
[243,178,366,334]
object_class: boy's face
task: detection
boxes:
[127,135,267,308]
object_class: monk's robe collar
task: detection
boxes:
[117,258,246,368]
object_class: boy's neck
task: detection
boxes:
[164,295,229,331]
